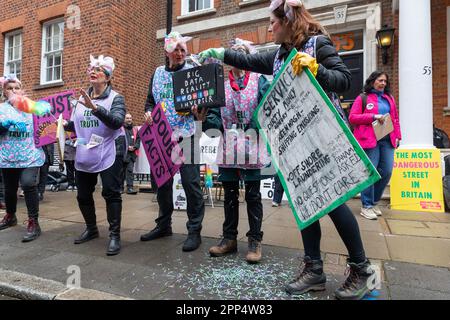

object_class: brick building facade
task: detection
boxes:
[153,0,450,136]
[0,0,161,121]
[1,0,449,135]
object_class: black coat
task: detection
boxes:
[124,124,141,163]
[65,85,126,132]
[224,35,351,94]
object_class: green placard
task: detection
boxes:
[254,49,380,230]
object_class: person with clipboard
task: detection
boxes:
[349,71,402,220]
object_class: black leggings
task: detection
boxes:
[301,204,366,264]
[2,167,40,218]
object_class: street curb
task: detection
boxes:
[0,268,132,300]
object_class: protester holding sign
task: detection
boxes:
[200,0,375,300]
[0,75,45,242]
[63,55,126,256]
[349,71,402,220]
[208,39,270,264]
[141,32,221,252]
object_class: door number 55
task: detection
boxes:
[423,66,432,75]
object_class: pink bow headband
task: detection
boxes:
[164,31,192,53]
[269,0,303,21]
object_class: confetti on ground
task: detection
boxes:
[155,251,329,300]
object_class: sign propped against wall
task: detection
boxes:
[391,149,444,212]
[33,90,75,147]
[255,49,380,230]
[139,103,184,188]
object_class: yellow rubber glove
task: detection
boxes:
[291,52,319,77]
[176,111,191,116]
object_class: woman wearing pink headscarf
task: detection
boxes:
[64,55,126,256]
[0,75,45,242]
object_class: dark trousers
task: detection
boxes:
[122,160,135,188]
[222,180,264,242]
[38,162,50,194]
[76,157,122,238]
[64,160,76,187]
[0,169,4,203]
[301,204,366,264]
[155,164,205,234]
[273,174,285,204]
[2,167,40,219]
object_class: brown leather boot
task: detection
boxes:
[246,239,262,264]
[209,238,237,257]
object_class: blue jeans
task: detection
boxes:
[361,137,395,208]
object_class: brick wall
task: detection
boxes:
[0,0,160,124]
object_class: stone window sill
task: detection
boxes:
[177,8,217,22]
[239,0,266,8]
[33,81,64,91]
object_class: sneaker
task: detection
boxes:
[38,193,44,202]
[0,213,18,231]
[209,238,238,257]
[19,190,24,198]
[22,218,41,242]
[73,186,78,192]
[126,187,138,195]
[360,207,377,220]
[335,259,375,300]
[272,202,280,207]
[285,257,327,295]
[246,239,262,264]
[67,186,73,192]
[372,205,383,216]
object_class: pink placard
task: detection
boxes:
[139,104,184,188]
[33,90,75,147]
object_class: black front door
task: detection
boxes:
[340,53,364,103]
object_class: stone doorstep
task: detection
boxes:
[0,268,131,300]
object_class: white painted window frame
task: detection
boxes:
[181,0,214,16]
[4,30,23,80]
[40,19,64,85]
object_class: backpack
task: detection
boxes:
[347,93,368,131]
[433,126,450,149]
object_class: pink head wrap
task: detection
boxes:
[0,74,22,89]
[164,31,192,53]
[87,55,115,77]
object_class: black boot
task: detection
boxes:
[182,233,202,252]
[140,226,173,242]
[22,218,41,243]
[285,257,327,295]
[74,204,98,244]
[335,260,375,300]
[106,202,122,256]
[74,227,99,244]
[0,213,18,231]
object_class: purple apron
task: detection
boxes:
[73,90,122,173]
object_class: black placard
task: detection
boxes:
[172,64,225,112]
